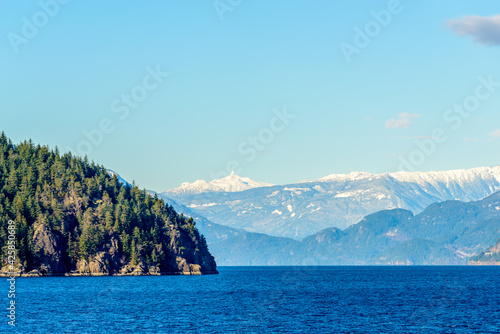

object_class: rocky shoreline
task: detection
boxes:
[0,270,219,278]
[1,260,218,277]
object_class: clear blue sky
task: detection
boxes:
[1,0,500,190]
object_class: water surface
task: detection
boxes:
[2,266,499,333]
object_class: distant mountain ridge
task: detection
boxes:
[164,166,500,239]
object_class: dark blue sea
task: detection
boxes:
[2,266,500,333]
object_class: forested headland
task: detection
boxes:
[0,132,217,276]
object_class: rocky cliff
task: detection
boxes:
[1,222,217,277]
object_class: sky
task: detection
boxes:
[1,0,500,191]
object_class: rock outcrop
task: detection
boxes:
[33,224,67,274]
[1,223,218,277]
[168,228,218,275]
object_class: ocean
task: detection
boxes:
[3,266,500,333]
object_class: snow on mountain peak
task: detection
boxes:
[316,166,500,185]
[166,172,273,195]
[390,166,500,184]
[317,171,375,182]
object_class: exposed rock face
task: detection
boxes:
[168,228,218,275]
[175,257,203,275]
[76,252,111,275]
[3,224,218,277]
[33,224,67,274]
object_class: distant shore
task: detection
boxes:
[467,261,500,266]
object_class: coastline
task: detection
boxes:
[467,261,500,266]
[0,270,219,278]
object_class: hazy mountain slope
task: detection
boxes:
[207,232,301,266]
[205,192,500,266]
[296,209,415,265]
[164,167,500,239]
[296,192,500,265]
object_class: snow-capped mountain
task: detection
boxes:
[165,171,273,196]
[164,166,500,240]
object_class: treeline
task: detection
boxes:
[0,132,206,271]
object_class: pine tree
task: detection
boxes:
[130,239,138,266]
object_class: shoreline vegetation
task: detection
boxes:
[0,133,218,277]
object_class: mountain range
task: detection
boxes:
[109,166,500,266]
[153,186,500,266]
[163,167,500,239]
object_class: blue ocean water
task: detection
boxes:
[2,266,499,333]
